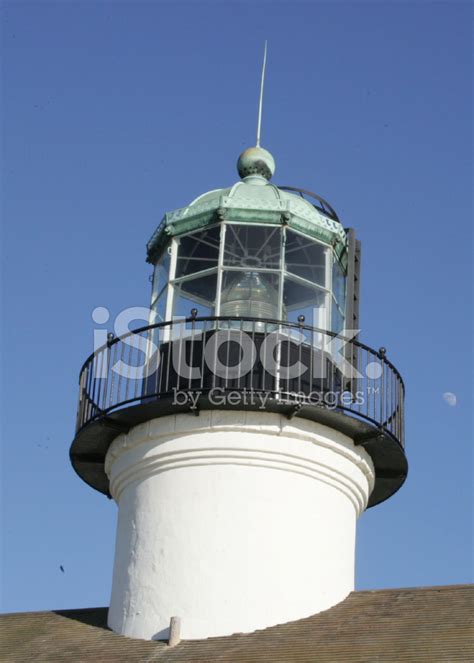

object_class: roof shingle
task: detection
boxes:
[1,585,473,662]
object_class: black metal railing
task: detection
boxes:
[75,316,404,449]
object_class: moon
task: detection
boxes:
[443,392,457,407]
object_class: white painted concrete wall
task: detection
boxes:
[105,411,375,641]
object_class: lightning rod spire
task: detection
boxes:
[256,41,267,148]
[237,41,275,182]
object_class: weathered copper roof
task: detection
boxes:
[1,585,472,662]
[146,179,347,266]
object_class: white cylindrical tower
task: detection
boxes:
[70,145,407,642]
[106,411,374,640]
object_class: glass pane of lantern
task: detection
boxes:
[285,230,326,285]
[220,270,281,320]
[332,257,346,311]
[152,246,171,301]
[224,225,281,269]
[175,226,220,278]
[172,272,217,318]
[331,300,345,333]
[151,286,168,322]
[283,276,327,328]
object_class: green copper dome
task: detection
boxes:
[147,148,347,266]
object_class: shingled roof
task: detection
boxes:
[1,585,473,662]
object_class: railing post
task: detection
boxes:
[106,333,115,410]
[378,347,386,430]
[297,315,305,395]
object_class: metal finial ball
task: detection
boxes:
[297,315,306,324]
[237,146,275,181]
[379,347,387,357]
[107,332,115,343]
[190,308,198,319]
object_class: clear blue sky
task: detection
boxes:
[1,1,472,613]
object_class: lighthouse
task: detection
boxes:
[70,141,407,641]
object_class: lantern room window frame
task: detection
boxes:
[150,221,348,336]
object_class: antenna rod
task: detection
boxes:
[256,41,267,148]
